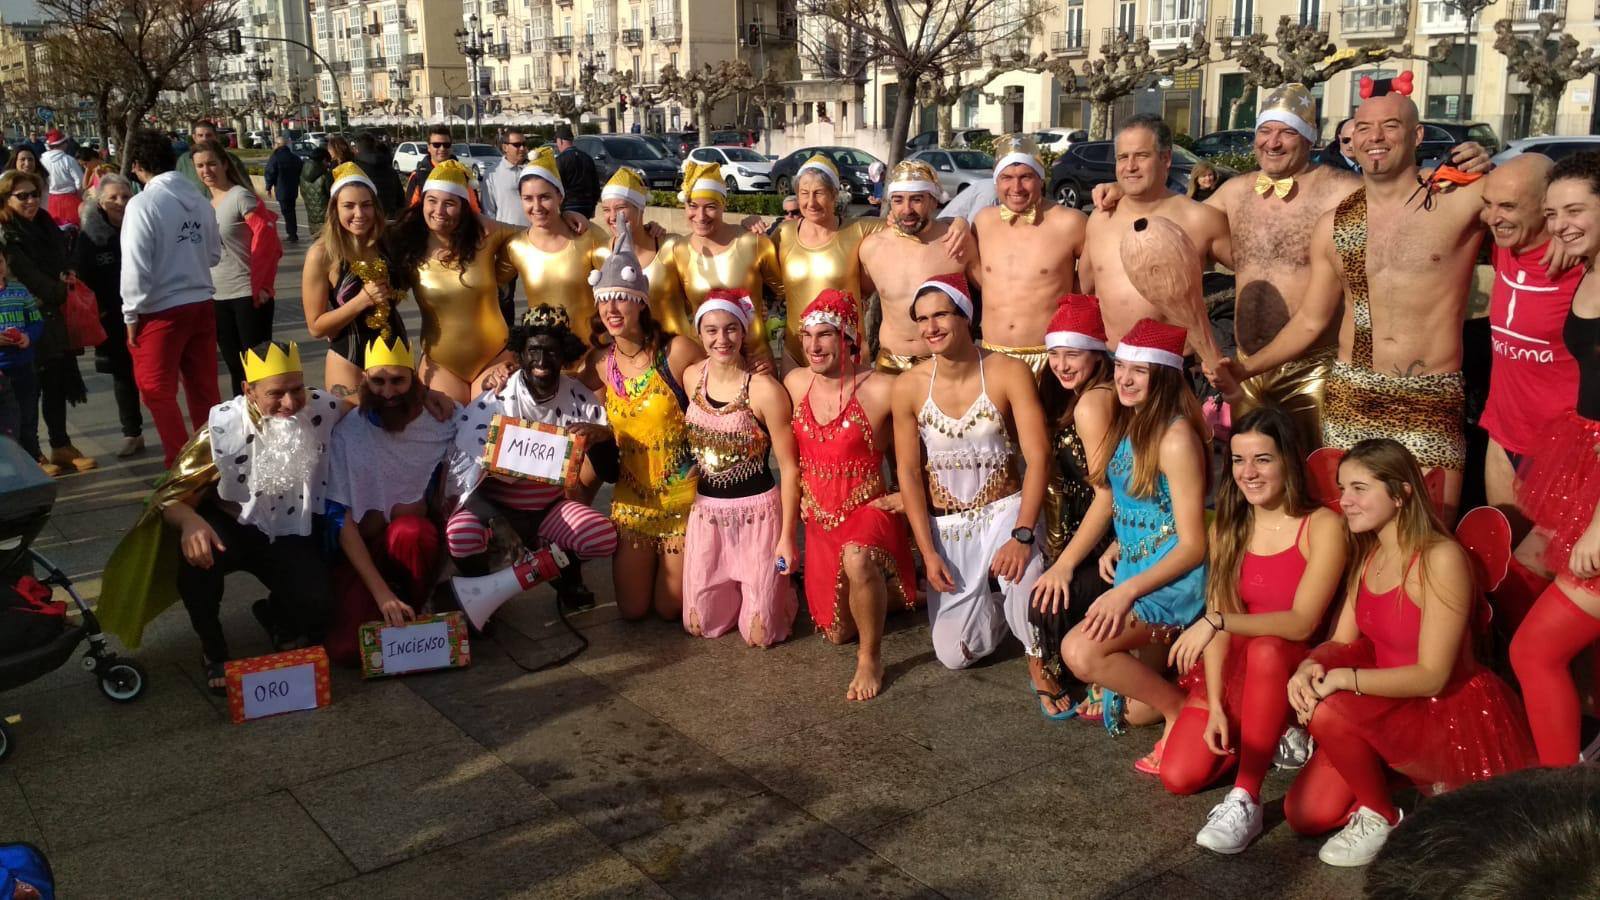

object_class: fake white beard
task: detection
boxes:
[250,414,318,497]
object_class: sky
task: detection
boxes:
[0,0,40,22]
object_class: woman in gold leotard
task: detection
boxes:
[596,167,693,336]
[387,160,520,403]
[501,148,609,350]
[670,161,783,368]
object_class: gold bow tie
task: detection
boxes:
[1254,173,1294,199]
[999,205,1039,225]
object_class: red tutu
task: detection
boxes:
[1178,634,1309,719]
[1516,410,1600,592]
[1310,639,1537,794]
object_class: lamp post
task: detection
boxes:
[455,14,491,141]
[390,68,412,136]
[247,47,274,140]
[578,48,606,129]
[229,29,346,132]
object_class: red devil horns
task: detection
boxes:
[1359,70,1415,100]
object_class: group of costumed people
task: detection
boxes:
[92,73,1600,871]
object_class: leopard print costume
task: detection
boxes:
[1322,189,1466,470]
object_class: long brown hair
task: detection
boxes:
[0,170,44,225]
[318,181,388,272]
[1095,362,1208,498]
[1339,438,1463,611]
[1207,405,1317,615]
[1040,349,1113,431]
[388,195,485,277]
[190,139,252,193]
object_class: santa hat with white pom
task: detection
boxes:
[588,210,652,304]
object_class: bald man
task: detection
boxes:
[1479,155,1585,520]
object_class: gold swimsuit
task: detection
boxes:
[596,231,695,337]
[504,225,608,347]
[410,224,520,382]
[774,217,884,361]
[672,231,785,356]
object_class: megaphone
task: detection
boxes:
[450,546,569,630]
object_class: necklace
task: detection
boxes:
[613,337,649,361]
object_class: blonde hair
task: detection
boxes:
[317,181,387,269]
[1187,161,1219,198]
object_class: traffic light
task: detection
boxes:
[227,28,242,54]
[747,23,759,45]
[618,93,628,114]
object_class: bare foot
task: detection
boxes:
[847,654,885,701]
[1028,656,1072,716]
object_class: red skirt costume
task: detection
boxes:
[1285,557,1536,833]
[1163,518,1313,797]
[793,384,919,637]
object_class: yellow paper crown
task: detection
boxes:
[329,161,376,200]
[678,161,727,205]
[241,341,303,382]
[602,165,649,207]
[424,159,472,200]
[518,146,564,195]
[363,335,416,371]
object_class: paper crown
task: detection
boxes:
[1256,83,1318,143]
[913,272,973,320]
[602,166,649,208]
[887,159,943,199]
[424,159,473,200]
[520,304,573,331]
[329,161,376,199]
[1359,70,1414,99]
[518,146,564,196]
[678,161,727,205]
[364,335,416,371]
[241,341,303,382]
[1045,294,1108,351]
[797,154,841,190]
[1115,318,1187,370]
[589,211,651,304]
[695,288,755,329]
[993,133,1045,180]
[801,289,860,351]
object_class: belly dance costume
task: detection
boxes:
[1030,414,1113,679]
[874,348,932,375]
[326,259,410,367]
[503,226,607,347]
[681,368,797,646]
[918,354,1043,669]
[410,225,519,383]
[775,217,884,362]
[604,343,697,551]
[672,231,785,357]
[1322,189,1466,470]
[793,375,918,638]
[1163,519,1315,798]
[1285,555,1535,833]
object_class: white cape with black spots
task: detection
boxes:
[449,371,607,500]
[326,404,460,521]
[209,389,340,539]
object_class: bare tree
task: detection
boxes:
[1040,31,1208,140]
[798,0,1049,164]
[1493,12,1598,137]
[549,63,623,130]
[744,64,789,152]
[658,59,756,146]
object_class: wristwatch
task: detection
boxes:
[1011,526,1035,546]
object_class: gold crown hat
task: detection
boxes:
[601,165,650,208]
[796,153,841,190]
[241,341,303,383]
[329,161,376,199]
[886,159,945,201]
[678,160,727,205]
[423,159,473,201]
[1256,82,1318,143]
[364,335,416,371]
[520,304,574,330]
[992,133,1045,180]
[517,145,564,196]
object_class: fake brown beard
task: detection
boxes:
[358,379,424,433]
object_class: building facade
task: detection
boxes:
[309,0,469,127]
[214,0,320,133]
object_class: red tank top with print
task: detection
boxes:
[1237,517,1311,615]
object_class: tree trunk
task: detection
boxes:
[1226,95,1245,130]
[1089,101,1113,140]
[887,77,917,167]
[936,100,954,147]
[697,99,711,146]
[1530,89,1559,136]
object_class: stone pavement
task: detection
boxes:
[1,227,1367,899]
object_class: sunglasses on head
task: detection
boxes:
[430,141,452,149]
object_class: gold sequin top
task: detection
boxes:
[409,223,519,382]
[595,230,694,337]
[603,344,698,539]
[775,217,884,362]
[672,230,784,355]
[504,224,608,347]
[684,368,770,490]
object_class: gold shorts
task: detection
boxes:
[979,341,1049,379]
[1236,346,1336,453]
[874,348,931,374]
[1322,360,1466,471]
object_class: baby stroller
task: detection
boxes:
[0,437,147,762]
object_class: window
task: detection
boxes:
[949,151,993,169]
[1075,143,1111,163]
[1117,2,1136,35]
[1299,0,1319,24]
[1233,0,1254,22]
[386,34,402,59]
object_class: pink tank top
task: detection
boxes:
[1237,516,1311,615]
[1355,553,1423,669]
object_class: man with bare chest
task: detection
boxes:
[860,160,977,373]
[970,134,1088,375]
[1081,114,1231,346]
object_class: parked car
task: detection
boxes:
[392,140,429,174]
[905,128,992,153]
[1034,128,1087,154]
[1492,134,1600,165]
[639,133,676,161]
[456,142,503,178]
[1417,121,1502,166]
[909,148,995,197]
[768,146,884,204]
[573,134,681,191]
[290,138,317,158]
[1048,140,1218,209]
[681,145,773,193]
[1191,129,1255,158]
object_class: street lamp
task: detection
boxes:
[578,49,606,127]
[454,13,491,141]
[247,48,275,139]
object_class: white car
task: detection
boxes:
[1034,128,1087,155]
[1491,135,1600,166]
[393,140,501,177]
[680,145,772,193]
[392,140,429,174]
[909,149,995,198]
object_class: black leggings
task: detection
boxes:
[97,315,143,438]
[1028,557,1109,680]
[36,354,85,450]
[214,297,276,397]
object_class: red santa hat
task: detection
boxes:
[913,272,973,320]
[695,288,755,330]
[1114,318,1187,370]
[44,129,66,146]
[800,289,860,354]
[1044,294,1108,352]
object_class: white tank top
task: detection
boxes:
[916,353,1016,512]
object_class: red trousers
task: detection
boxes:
[128,302,222,467]
[326,515,441,667]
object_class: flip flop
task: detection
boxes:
[1134,738,1166,776]
[1074,684,1105,724]
[202,658,228,698]
[1034,686,1078,721]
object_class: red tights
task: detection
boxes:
[1283,696,1399,834]
[1510,584,1600,766]
[326,515,442,666]
[1161,635,1305,800]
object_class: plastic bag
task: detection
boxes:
[63,279,106,351]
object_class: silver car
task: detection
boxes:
[909,149,996,199]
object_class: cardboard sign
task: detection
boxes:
[225,646,331,724]
[358,612,472,679]
[483,415,586,487]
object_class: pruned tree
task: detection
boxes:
[798,0,1050,164]
[743,63,789,147]
[658,59,756,146]
[1493,12,1598,136]
[549,64,622,129]
[1045,31,1209,140]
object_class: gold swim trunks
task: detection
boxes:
[1321,360,1466,470]
[874,349,931,374]
[1236,346,1336,453]
[979,341,1049,378]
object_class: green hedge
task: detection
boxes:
[1209,151,1260,173]
[647,189,786,215]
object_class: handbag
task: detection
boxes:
[63,279,107,351]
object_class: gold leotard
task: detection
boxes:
[595,230,695,337]
[775,217,885,362]
[672,231,785,356]
[504,224,608,346]
[410,224,520,382]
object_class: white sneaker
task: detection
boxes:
[1194,787,1263,855]
[1318,806,1400,867]
[1274,726,1314,770]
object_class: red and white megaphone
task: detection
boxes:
[450,546,569,630]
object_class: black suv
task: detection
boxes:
[1048,140,1216,209]
[573,134,681,191]
[1417,121,1501,166]
[1191,129,1255,158]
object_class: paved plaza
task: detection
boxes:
[1,234,1367,899]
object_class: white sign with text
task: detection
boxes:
[378,620,454,674]
[489,421,574,484]
[240,663,318,721]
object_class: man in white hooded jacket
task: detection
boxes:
[120,128,224,467]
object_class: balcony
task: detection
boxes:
[1147,17,1204,49]
[1506,0,1566,26]
[583,32,594,48]
[551,35,573,52]
[553,77,571,91]
[1215,16,1261,39]
[530,36,547,51]
[992,35,1031,60]
[1417,0,1468,34]
[490,41,510,58]
[1339,1,1408,38]
[1101,25,1143,45]
[519,39,533,53]
[759,15,798,43]
[251,13,270,25]
[651,18,681,42]
[325,0,347,8]
[402,14,415,31]
[490,0,508,14]
[330,60,350,73]
[369,53,386,68]
[622,27,643,46]
[556,0,572,7]
[404,52,423,67]
[533,75,550,92]
[1051,29,1086,55]
[518,77,530,90]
